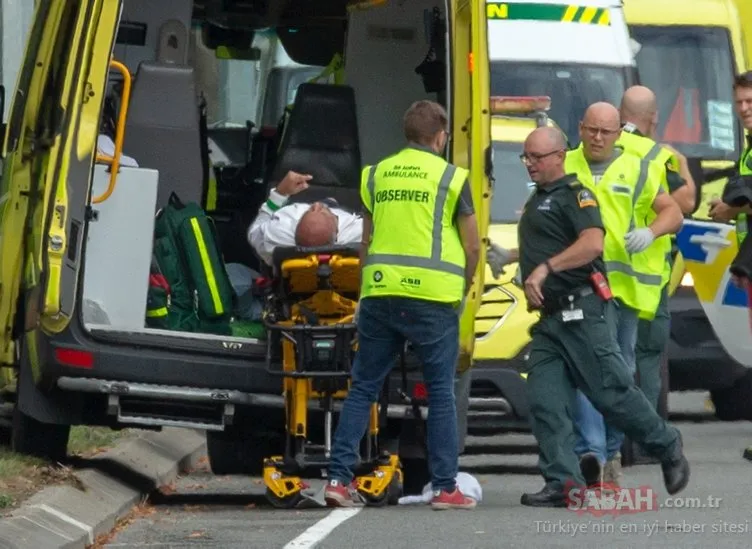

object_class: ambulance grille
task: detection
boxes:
[474,285,517,339]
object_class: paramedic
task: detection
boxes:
[516,126,689,507]
[323,100,480,510]
[619,85,695,413]
[564,102,684,489]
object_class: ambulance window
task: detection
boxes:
[489,62,627,146]
[490,141,534,224]
[630,25,741,161]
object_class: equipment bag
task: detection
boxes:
[145,273,172,329]
[152,192,236,334]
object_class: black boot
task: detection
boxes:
[521,485,567,507]
[661,432,690,495]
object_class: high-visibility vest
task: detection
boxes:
[736,142,752,246]
[617,130,675,301]
[360,147,469,304]
[564,146,665,317]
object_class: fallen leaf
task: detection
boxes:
[188,530,207,538]
[245,503,256,509]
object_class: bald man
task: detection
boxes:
[564,102,684,490]
[247,171,363,266]
[515,126,689,507]
[618,86,695,427]
[619,85,696,213]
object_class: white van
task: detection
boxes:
[486,0,637,144]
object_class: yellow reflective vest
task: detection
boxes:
[736,142,752,246]
[616,130,675,297]
[564,145,665,317]
[360,146,469,304]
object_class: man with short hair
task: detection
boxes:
[564,102,684,489]
[515,125,689,507]
[617,86,695,420]
[323,99,480,510]
[247,170,363,266]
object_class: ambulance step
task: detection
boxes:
[107,394,233,432]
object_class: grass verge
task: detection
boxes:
[0,426,130,512]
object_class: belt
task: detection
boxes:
[541,285,595,316]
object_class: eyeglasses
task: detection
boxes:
[519,149,562,164]
[581,125,620,138]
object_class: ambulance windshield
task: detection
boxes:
[629,24,741,162]
[490,141,534,224]
[489,62,627,147]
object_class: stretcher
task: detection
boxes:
[258,244,404,508]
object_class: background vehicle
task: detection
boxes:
[0,0,492,486]
[624,0,750,393]
[486,0,637,145]
[469,96,560,436]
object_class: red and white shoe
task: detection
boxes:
[324,479,366,508]
[430,487,477,510]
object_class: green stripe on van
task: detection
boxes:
[486,3,611,25]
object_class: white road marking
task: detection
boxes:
[283,508,363,549]
[28,503,94,544]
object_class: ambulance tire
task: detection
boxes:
[400,457,430,496]
[11,407,70,463]
[207,428,283,476]
[11,344,70,463]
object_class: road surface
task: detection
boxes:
[100,392,752,549]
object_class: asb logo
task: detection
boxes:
[373,270,383,282]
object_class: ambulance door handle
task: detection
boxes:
[689,234,731,248]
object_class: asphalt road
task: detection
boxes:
[101,392,752,549]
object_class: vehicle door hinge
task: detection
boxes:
[82,82,94,104]
[85,205,99,222]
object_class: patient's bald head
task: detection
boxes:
[295,202,338,247]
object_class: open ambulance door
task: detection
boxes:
[453,0,492,374]
[675,219,752,367]
[0,0,121,369]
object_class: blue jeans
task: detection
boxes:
[573,299,639,464]
[327,296,460,492]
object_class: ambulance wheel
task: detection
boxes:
[11,407,70,463]
[400,457,430,496]
[207,428,282,476]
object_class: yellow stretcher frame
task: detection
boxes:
[261,250,403,508]
[92,59,131,204]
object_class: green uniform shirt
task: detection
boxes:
[518,174,606,305]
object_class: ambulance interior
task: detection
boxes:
[80,0,451,343]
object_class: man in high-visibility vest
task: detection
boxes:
[564,102,684,490]
[709,71,752,249]
[324,100,480,510]
[618,85,696,418]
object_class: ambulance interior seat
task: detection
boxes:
[267,82,363,213]
[122,61,205,210]
[259,82,363,294]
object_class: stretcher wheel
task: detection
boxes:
[265,488,304,509]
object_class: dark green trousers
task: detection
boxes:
[525,293,681,490]
[635,285,670,410]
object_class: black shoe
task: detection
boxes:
[743,447,752,461]
[579,453,601,487]
[521,485,567,507]
[661,432,690,495]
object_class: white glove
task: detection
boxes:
[513,266,523,288]
[487,242,513,278]
[624,228,655,253]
